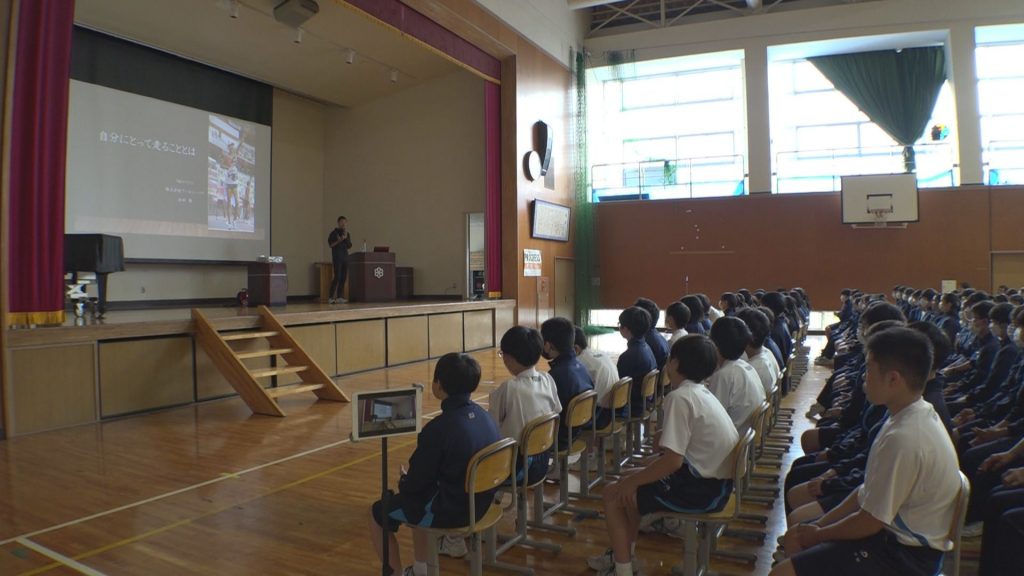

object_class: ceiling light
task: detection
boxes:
[293,28,304,44]
[229,0,239,19]
[346,49,356,64]
[390,69,399,83]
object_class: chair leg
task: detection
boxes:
[529,479,575,537]
[426,533,442,576]
[671,520,701,576]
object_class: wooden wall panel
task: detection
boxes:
[494,305,514,345]
[465,309,495,351]
[991,187,1024,252]
[99,337,193,417]
[8,344,96,435]
[596,187,1006,309]
[387,316,428,365]
[336,320,386,374]
[428,313,463,358]
[196,336,270,401]
[278,323,335,385]
[993,254,1024,291]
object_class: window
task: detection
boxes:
[769,58,956,193]
[976,24,1024,186]
[588,50,747,201]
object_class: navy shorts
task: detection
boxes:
[792,530,943,576]
[635,465,732,515]
[371,491,434,533]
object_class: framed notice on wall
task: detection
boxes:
[531,200,570,242]
[524,249,542,277]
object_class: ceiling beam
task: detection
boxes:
[567,0,622,10]
[746,0,763,7]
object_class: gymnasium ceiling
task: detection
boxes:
[73,0,464,108]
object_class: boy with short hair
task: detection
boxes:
[771,327,960,576]
[617,307,658,416]
[635,298,670,369]
[540,318,594,448]
[707,317,766,432]
[588,335,738,576]
[368,353,501,576]
[665,301,691,348]
[736,307,781,396]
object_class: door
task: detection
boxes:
[993,253,1024,292]
[554,258,575,322]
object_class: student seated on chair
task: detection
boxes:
[707,317,766,433]
[541,317,595,451]
[616,306,658,417]
[771,327,960,576]
[665,301,690,349]
[575,326,619,430]
[490,325,562,483]
[634,298,669,370]
[736,307,781,397]
[367,352,501,576]
[587,335,738,576]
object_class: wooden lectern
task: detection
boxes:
[349,252,396,302]
[248,262,288,306]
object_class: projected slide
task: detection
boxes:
[66,80,271,261]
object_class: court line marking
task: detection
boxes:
[14,538,109,576]
[0,391,493,548]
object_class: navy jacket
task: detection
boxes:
[548,351,594,446]
[644,327,670,369]
[398,394,501,528]
[617,337,657,415]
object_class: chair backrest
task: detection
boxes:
[520,412,559,459]
[641,369,659,398]
[729,427,756,512]
[944,471,971,576]
[466,437,518,495]
[750,400,771,462]
[609,377,632,410]
[566,389,598,428]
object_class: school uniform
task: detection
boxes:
[489,367,561,442]
[667,328,688,348]
[644,327,670,369]
[373,393,501,531]
[744,347,781,396]
[791,398,960,576]
[577,347,619,408]
[547,351,594,448]
[617,337,657,416]
[635,380,738,515]
[707,358,766,432]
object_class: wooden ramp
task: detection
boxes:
[192,306,349,416]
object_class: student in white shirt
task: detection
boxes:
[737,308,781,396]
[574,326,619,411]
[587,335,739,576]
[489,326,561,481]
[665,301,691,349]
[772,327,960,576]
[707,317,766,433]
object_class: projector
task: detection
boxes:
[274,0,319,28]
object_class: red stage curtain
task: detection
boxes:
[484,81,502,295]
[7,0,75,326]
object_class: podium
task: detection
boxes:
[248,262,288,306]
[350,252,396,302]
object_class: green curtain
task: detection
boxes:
[809,46,946,173]
[573,48,597,329]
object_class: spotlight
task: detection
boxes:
[345,49,356,64]
[293,28,304,44]
[390,69,398,83]
[229,0,239,18]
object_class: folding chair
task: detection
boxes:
[551,389,599,528]
[939,471,971,576]
[624,369,659,459]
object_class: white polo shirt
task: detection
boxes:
[577,348,619,408]
[858,398,960,551]
[668,328,689,348]
[659,380,739,479]
[707,358,766,432]
[488,367,562,442]
[744,348,781,396]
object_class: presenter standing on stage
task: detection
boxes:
[328,216,353,304]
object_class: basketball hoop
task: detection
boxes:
[853,207,906,229]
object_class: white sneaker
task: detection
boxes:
[337,297,347,303]
[327,298,336,304]
[961,522,984,539]
[586,548,639,574]
[805,403,825,419]
[438,534,468,558]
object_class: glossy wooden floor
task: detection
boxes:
[0,335,835,575]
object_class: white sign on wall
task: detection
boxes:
[524,249,542,277]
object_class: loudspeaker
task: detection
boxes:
[533,121,553,176]
[274,0,319,28]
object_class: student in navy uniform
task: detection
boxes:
[587,335,738,576]
[634,298,669,369]
[762,292,794,361]
[680,295,706,335]
[540,317,595,449]
[617,306,658,417]
[367,353,501,576]
[772,328,960,576]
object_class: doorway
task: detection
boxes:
[555,258,575,322]
[466,213,485,299]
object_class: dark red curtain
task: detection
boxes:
[7,0,75,326]
[484,81,502,296]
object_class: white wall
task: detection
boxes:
[584,0,1024,190]
[475,0,587,68]
[106,90,327,302]
[324,71,486,297]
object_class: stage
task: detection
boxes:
[4,299,515,437]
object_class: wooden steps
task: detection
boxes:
[192,307,350,417]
